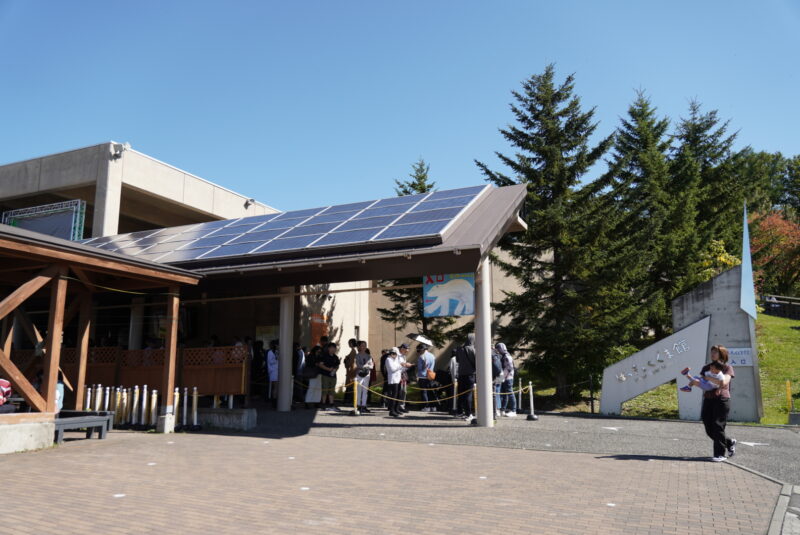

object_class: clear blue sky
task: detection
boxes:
[1,1,798,211]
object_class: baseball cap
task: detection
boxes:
[399,343,409,350]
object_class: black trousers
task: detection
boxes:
[385,383,400,414]
[701,397,733,457]
[458,374,475,416]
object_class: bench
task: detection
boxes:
[54,410,114,445]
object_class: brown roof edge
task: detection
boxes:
[0,224,201,285]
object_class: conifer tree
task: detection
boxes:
[475,65,613,397]
[377,159,456,346]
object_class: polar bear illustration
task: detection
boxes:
[425,278,474,316]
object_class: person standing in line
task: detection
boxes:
[496,342,517,417]
[689,345,736,462]
[383,347,405,417]
[266,339,279,405]
[0,378,15,414]
[379,348,390,408]
[304,345,323,409]
[415,343,438,412]
[456,334,477,422]
[343,338,358,405]
[354,340,374,413]
[318,342,341,411]
[397,343,411,413]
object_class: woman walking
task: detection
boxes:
[689,345,736,462]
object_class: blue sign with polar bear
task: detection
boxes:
[423,273,475,317]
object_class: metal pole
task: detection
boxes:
[182,387,188,427]
[227,394,234,409]
[452,378,458,414]
[131,386,139,426]
[141,384,148,425]
[150,390,158,428]
[120,388,128,425]
[517,377,522,413]
[192,386,198,427]
[84,385,91,411]
[104,386,110,411]
[527,380,538,421]
[173,388,180,426]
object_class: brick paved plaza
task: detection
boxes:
[2,414,784,535]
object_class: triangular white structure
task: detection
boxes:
[740,203,757,320]
[600,317,710,420]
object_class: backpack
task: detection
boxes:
[491,353,503,379]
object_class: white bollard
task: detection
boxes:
[120,388,128,425]
[527,380,538,421]
[84,385,91,411]
[518,377,523,412]
[191,387,198,427]
[141,385,148,426]
[182,387,188,427]
[94,384,102,411]
[227,395,234,409]
[104,387,111,411]
[150,390,158,427]
[452,379,459,413]
[131,386,139,425]
[173,387,180,423]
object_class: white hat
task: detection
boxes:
[389,347,399,355]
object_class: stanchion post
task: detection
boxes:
[141,385,148,426]
[150,390,158,428]
[517,377,523,413]
[192,386,199,428]
[182,387,188,427]
[350,381,359,416]
[131,386,139,426]
[788,380,793,413]
[452,378,459,415]
[527,380,538,421]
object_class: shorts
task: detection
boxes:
[320,374,337,395]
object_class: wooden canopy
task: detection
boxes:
[0,224,199,418]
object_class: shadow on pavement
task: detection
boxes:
[595,454,709,462]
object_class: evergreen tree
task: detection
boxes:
[377,159,456,346]
[475,65,613,397]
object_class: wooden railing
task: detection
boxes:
[8,345,249,396]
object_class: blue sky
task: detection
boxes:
[1,1,798,210]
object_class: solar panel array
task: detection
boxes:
[82,185,488,264]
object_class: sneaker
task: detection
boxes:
[710,456,727,462]
[727,438,736,457]
[505,411,516,418]
[679,386,692,392]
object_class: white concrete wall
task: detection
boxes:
[672,265,763,422]
[0,422,55,454]
[0,144,108,198]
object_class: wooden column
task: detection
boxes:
[42,267,68,413]
[160,286,180,431]
[74,293,92,410]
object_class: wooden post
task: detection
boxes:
[160,286,180,430]
[74,293,92,410]
[42,267,68,413]
[1,316,13,356]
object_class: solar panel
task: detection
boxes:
[86,184,490,264]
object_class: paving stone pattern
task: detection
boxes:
[1,427,780,534]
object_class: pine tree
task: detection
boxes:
[377,159,456,346]
[475,65,613,398]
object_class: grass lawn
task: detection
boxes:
[533,313,800,423]
[756,313,800,424]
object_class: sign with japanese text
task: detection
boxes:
[727,347,754,366]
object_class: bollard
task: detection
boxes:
[126,388,133,425]
[350,382,359,416]
[94,384,103,412]
[141,385,148,427]
[788,381,794,413]
[182,387,188,427]
[173,387,180,428]
[84,385,91,411]
[104,386,111,412]
[451,378,459,415]
[120,388,128,426]
[109,387,117,417]
[527,381,538,421]
[227,395,234,410]
[150,390,158,428]
[131,386,140,426]
[518,377,523,413]
[191,387,199,430]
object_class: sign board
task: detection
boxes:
[727,347,753,366]
[2,200,86,241]
[422,273,475,317]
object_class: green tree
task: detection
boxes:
[377,159,456,346]
[475,65,613,397]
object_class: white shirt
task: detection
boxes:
[385,355,403,384]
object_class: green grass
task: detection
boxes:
[621,381,679,419]
[756,314,800,424]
